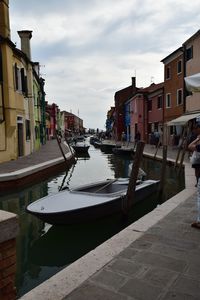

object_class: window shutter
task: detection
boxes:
[0,49,3,82]
[21,68,25,94]
[14,63,18,90]
[24,76,28,97]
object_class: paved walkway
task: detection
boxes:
[62,193,200,300]
[0,139,71,174]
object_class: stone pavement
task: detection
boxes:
[0,139,71,174]
[63,194,200,300]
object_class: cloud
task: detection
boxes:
[9,0,200,129]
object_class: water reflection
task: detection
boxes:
[0,145,185,297]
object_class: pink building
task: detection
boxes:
[130,83,164,143]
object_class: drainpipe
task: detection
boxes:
[182,45,186,113]
[146,93,149,143]
[143,93,147,142]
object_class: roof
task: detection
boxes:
[161,47,183,63]
[183,29,200,45]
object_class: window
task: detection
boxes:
[157,95,163,109]
[14,63,18,90]
[0,49,4,122]
[21,68,28,96]
[166,66,170,79]
[177,89,183,105]
[177,60,182,74]
[25,119,31,140]
[147,123,152,134]
[186,46,193,61]
[14,63,22,92]
[154,122,159,131]
[166,93,171,108]
[134,99,137,114]
[170,125,174,135]
[148,99,152,111]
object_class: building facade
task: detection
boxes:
[0,1,46,162]
[114,77,139,141]
[184,30,200,113]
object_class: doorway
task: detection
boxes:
[17,117,24,157]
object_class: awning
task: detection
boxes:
[184,73,200,92]
[167,112,200,126]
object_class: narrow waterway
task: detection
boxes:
[0,143,185,298]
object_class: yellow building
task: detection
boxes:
[0,0,35,162]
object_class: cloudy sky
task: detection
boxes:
[9,0,200,130]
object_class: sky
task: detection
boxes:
[9,0,200,130]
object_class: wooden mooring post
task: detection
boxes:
[125,141,145,213]
[160,145,167,194]
[154,140,161,159]
[56,133,68,163]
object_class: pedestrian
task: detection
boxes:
[121,132,126,145]
[134,130,141,143]
[154,130,160,147]
[188,127,200,229]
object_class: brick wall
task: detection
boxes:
[0,211,19,300]
[0,239,17,299]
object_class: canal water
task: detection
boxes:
[0,144,185,298]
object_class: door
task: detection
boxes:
[17,122,24,157]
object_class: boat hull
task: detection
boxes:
[26,180,160,225]
[72,145,90,154]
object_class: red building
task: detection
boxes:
[64,112,84,134]
[114,77,139,140]
[45,102,58,139]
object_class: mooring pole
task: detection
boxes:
[56,133,67,162]
[154,140,161,159]
[160,145,167,193]
[125,141,145,213]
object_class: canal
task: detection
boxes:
[0,143,185,298]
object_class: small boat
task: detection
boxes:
[73,135,85,143]
[93,141,102,148]
[26,178,160,225]
[90,136,100,145]
[100,141,120,153]
[113,146,135,156]
[72,142,90,154]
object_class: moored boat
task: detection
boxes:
[26,178,160,225]
[113,146,135,156]
[72,142,90,154]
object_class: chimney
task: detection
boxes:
[17,30,32,60]
[132,77,136,88]
[0,0,11,38]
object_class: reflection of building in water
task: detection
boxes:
[107,154,131,178]
[0,181,48,296]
